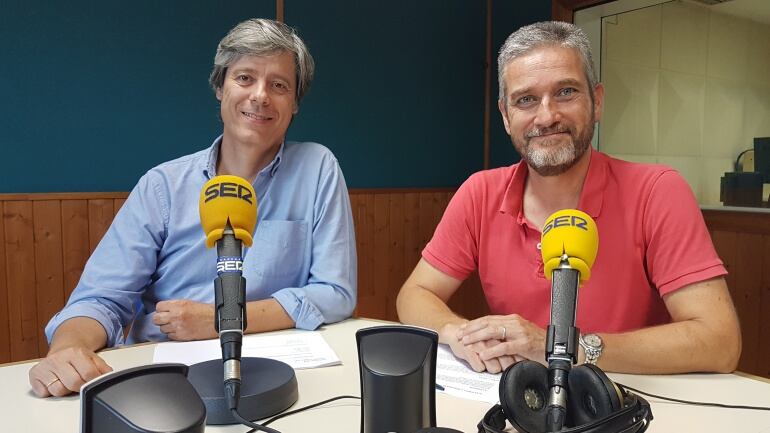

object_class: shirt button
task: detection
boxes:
[536,242,542,250]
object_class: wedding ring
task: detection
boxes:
[45,377,61,388]
[500,326,507,340]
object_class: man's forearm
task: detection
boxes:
[49,317,108,354]
[595,319,740,374]
[244,298,296,334]
[396,284,467,343]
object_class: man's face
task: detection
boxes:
[498,46,604,176]
[216,51,297,151]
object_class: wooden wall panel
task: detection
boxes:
[386,194,405,321]
[3,201,39,361]
[761,237,770,378]
[32,201,65,355]
[0,205,9,363]
[87,199,114,253]
[732,233,763,374]
[705,210,770,377]
[0,193,766,380]
[61,201,89,300]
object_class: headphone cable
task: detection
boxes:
[617,383,770,411]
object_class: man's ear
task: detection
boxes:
[498,99,512,136]
[592,83,604,122]
[215,87,223,102]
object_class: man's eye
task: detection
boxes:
[235,75,251,83]
[273,82,289,92]
[516,96,536,107]
[558,88,576,97]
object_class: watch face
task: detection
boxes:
[584,334,602,347]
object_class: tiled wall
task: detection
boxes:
[599,1,770,205]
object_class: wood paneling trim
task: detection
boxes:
[0,192,129,201]
[0,204,9,363]
[276,0,284,22]
[348,187,457,194]
[483,0,492,169]
[552,0,616,22]
[703,210,770,236]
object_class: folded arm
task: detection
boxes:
[461,276,741,374]
[397,259,515,373]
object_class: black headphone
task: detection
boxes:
[478,361,652,433]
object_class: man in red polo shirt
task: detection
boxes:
[396,21,741,374]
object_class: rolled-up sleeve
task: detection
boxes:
[45,172,168,346]
[271,156,357,330]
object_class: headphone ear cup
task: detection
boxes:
[499,361,549,433]
[567,364,624,427]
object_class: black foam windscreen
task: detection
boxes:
[356,325,438,433]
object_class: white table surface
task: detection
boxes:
[1,318,769,432]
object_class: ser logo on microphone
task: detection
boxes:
[542,214,589,235]
[204,182,253,205]
[217,256,243,274]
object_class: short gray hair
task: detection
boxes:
[498,21,597,102]
[209,18,315,104]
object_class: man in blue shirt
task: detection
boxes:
[29,18,357,397]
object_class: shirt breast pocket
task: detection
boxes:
[249,220,309,278]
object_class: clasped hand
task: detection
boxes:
[152,299,217,341]
[448,314,546,373]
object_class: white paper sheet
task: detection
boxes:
[435,344,501,404]
[153,331,341,370]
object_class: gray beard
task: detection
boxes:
[516,120,594,177]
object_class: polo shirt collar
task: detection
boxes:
[577,148,607,219]
[499,147,607,224]
[202,135,285,179]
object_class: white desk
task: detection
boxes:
[2,318,770,432]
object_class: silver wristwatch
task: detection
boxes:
[579,333,604,365]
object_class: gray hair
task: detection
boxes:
[209,18,315,104]
[498,21,597,102]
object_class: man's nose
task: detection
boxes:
[249,82,270,105]
[533,98,559,128]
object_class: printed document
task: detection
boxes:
[153,331,341,370]
[436,344,501,404]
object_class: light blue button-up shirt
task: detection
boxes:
[45,137,357,346]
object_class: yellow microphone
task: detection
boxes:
[200,175,258,249]
[198,175,257,413]
[540,209,599,431]
[541,209,598,286]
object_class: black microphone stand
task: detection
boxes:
[186,222,298,428]
[544,254,581,432]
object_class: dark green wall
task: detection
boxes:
[0,0,273,192]
[0,0,550,193]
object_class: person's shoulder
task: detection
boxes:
[149,147,209,173]
[138,146,209,189]
[602,153,693,202]
[462,163,518,192]
[284,140,337,160]
[603,153,677,182]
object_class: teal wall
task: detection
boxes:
[0,0,550,193]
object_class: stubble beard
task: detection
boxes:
[512,117,595,177]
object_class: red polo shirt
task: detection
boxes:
[423,149,726,332]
